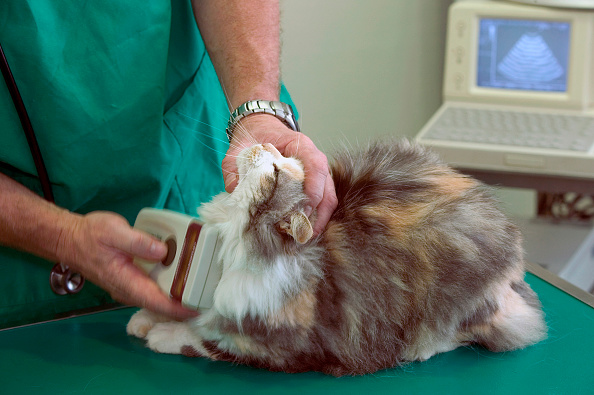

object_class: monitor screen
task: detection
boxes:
[476,18,571,92]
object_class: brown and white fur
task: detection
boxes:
[127,140,546,376]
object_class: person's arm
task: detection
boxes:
[192,0,337,235]
[0,173,198,320]
[191,0,280,109]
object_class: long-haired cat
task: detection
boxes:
[127,140,546,376]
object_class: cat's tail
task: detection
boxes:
[467,281,547,352]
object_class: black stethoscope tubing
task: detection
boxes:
[0,42,54,202]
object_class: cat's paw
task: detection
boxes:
[126,309,168,339]
[145,321,203,356]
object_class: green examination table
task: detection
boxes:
[1,264,593,395]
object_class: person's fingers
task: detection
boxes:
[281,136,326,206]
[302,154,330,215]
[221,152,239,192]
[61,212,197,321]
[281,135,336,232]
[312,174,338,236]
[107,257,199,320]
[223,131,251,193]
[222,119,261,193]
[105,217,167,261]
[224,172,238,191]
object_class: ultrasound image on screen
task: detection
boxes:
[477,19,570,92]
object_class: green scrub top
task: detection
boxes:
[0,0,295,328]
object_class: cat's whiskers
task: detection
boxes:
[231,120,259,144]
[168,112,234,163]
[172,110,229,138]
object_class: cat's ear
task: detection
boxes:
[278,210,313,244]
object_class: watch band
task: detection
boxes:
[226,100,300,141]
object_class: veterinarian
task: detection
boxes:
[0,1,337,329]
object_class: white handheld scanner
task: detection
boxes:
[133,208,222,310]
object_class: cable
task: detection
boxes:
[0,41,55,203]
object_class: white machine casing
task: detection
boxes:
[508,0,594,9]
[443,1,594,111]
[133,208,222,310]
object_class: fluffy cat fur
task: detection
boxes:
[127,140,546,376]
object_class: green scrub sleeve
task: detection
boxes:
[0,0,297,328]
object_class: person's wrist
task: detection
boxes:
[226,100,299,141]
[53,210,84,267]
[230,113,293,141]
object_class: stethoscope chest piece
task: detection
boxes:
[50,263,85,295]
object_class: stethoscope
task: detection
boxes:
[1,42,85,295]
[49,263,85,295]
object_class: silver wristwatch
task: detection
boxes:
[226,100,300,141]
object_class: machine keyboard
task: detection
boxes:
[423,107,594,152]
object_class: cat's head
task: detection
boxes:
[199,143,321,320]
[237,143,313,249]
[200,143,314,260]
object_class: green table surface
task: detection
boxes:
[1,271,593,395]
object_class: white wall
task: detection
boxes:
[279,0,536,218]
[280,0,453,152]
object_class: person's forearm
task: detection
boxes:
[191,0,282,109]
[0,173,76,263]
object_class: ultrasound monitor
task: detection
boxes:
[416,1,594,182]
[476,18,570,93]
[442,1,594,110]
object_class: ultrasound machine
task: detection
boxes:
[416,0,594,292]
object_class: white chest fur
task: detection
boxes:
[213,251,304,322]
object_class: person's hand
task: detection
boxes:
[222,114,338,235]
[56,211,199,320]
